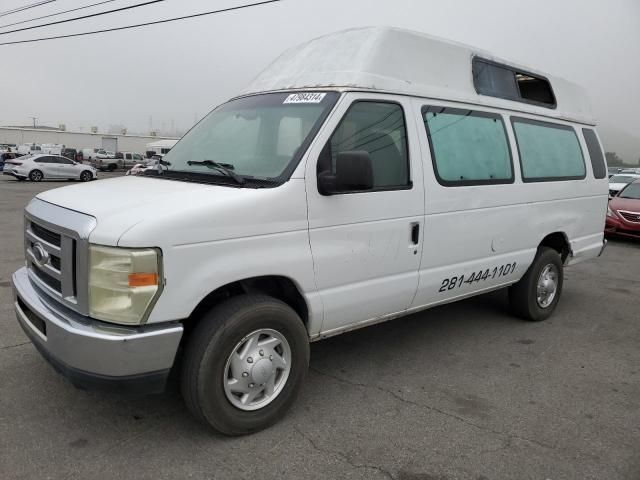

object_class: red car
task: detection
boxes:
[606,179,640,238]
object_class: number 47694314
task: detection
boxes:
[438,262,517,293]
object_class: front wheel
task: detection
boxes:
[509,247,563,321]
[181,295,309,436]
[80,170,93,182]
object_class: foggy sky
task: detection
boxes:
[0,0,638,161]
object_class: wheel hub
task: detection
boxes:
[250,358,274,385]
[223,328,291,411]
[536,264,558,308]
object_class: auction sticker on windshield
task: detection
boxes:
[283,93,327,104]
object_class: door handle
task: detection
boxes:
[411,222,420,245]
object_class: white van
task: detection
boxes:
[17,143,42,156]
[41,143,64,155]
[81,148,101,160]
[11,28,608,435]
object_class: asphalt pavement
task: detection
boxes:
[0,173,638,480]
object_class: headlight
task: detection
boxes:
[607,206,617,218]
[88,245,163,325]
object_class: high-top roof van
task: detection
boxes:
[12,27,608,435]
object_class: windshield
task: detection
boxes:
[610,175,637,183]
[162,92,338,183]
[619,183,640,199]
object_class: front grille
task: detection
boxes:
[50,255,61,270]
[30,222,61,247]
[31,266,62,293]
[25,218,74,302]
[618,211,640,224]
[24,199,95,316]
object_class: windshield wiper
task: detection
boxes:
[187,160,245,185]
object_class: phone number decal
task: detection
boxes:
[439,262,517,293]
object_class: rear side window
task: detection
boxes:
[422,106,513,186]
[319,101,410,190]
[512,118,586,182]
[582,129,607,179]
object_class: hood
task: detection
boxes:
[609,182,632,190]
[35,176,308,247]
[610,196,640,213]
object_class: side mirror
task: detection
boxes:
[318,151,374,195]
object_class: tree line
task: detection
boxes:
[605,152,640,167]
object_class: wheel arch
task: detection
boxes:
[539,231,572,264]
[182,275,310,339]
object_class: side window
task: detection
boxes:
[56,157,73,164]
[318,101,410,190]
[473,58,556,108]
[34,157,50,163]
[512,118,586,182]
[582,129,607,179]
[422,106,513,186]
[126,153,132,160]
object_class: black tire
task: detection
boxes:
[29,169,43,182]
[108,163,116,172]
[80,171,92,182]
[181,294,309,436]
[509,247,563,321]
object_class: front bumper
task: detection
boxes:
[605,216,640,239]
[12,267,183,393]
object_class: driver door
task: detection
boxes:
[305,93,425,334]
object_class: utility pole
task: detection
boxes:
[29,116,37,128]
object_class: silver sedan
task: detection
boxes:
[2,154,97,182]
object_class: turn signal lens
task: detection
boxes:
[128,272,158,287]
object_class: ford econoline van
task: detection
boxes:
[11,27,608,435]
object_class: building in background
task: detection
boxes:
[0,126,179,155]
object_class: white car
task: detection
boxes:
[609,174,640,197]
[126,157,169,176]
[3,154,97,182]
[96,150,115,159]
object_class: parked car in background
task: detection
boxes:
[96,150,115,159]
[607,167,622,178]
[81,148,101,160]
[0,143,17,152]
[17,144,42,156]
[115,151,145,169]
[606,179,640,238]
[61,147,78,161]
[609,174,640,197]
[126,157,169,175]
[2,154,97,182]
[41,143,64,155]
[0,151,18,171]
[92,157,118,171]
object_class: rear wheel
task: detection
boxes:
[29,169,43,182]
[509,247,563,321]
[108,163,116,172]
[80,170,92,182]
[181,294,309,435]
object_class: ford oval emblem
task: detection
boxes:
[32,243,49,267]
